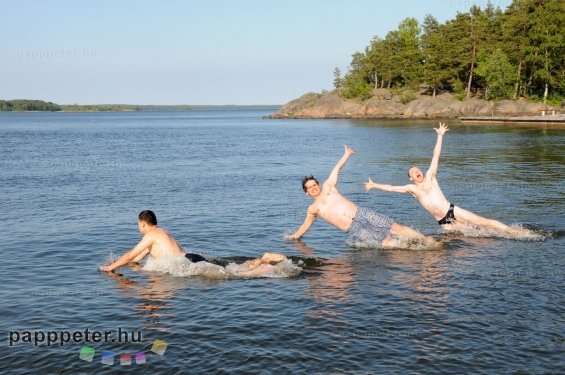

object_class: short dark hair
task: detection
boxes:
[138,210,157,226]
[302,175,319,192]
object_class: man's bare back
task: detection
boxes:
[142,227,186,259]
[99,211,188,272]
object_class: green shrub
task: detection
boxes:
[400,93,417,104]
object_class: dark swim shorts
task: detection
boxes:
[438,203,456,225]
[185,253,207,263]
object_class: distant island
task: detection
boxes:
[0,100,280,112]
[0,100,62,112]
[271,0,565,119]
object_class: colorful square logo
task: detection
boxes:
[120,354,132,366]
[101,351,115,365]
[151,339,168,356]
[135,353,147,364]
[79,346,95,362]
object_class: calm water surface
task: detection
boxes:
[0,109,563,374]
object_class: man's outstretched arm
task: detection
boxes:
[291,209,317,240]
[99,235,152,272]
[364,177,413,194]
[131,249,150,263]
[427,122,449,178]
[324,145,355,188]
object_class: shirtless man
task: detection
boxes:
[364,123,518,234]
[99,210,288,275]
[291,145,437,249]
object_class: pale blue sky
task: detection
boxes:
[1,0,513,105]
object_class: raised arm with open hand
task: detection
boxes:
[325,145,355,188]
[434,122,449,136]
[427,122,449,177]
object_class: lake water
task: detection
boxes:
[0,109,563,374]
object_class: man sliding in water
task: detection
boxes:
[291,145,438,249]
[364,123,530,236]
[98,210,289,277]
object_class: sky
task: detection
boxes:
[1,0,514,105]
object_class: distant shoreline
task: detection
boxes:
[61,104,282,112]
[0,100,282,113]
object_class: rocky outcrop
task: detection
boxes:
[269,90,556,119]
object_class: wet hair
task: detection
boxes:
[302,175,319,192]
[138,210,157,226]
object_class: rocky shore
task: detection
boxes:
[269,89,559,119]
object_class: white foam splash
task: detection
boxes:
[225,259,303,278]
[142,255,302,279]
[348,235,440,251]
[442,223,549,241]
[105,250,118,265]
[282,231,295,241]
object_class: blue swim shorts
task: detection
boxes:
[346,206,394,248]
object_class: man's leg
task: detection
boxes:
[453,206,510,232]
[388,223,427,238]
[236,263,275,277]
[382,223,439,249]
[242,253,287,270]
[260,252,287,263]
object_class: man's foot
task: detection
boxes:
[425,236,442,250]
[261,252,287,263]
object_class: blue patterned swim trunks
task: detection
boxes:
[346,206,395,248]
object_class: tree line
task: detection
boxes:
[335,0,565,104]
[0,100,62,112]
[0,102,189,112]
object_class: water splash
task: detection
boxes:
[225,259,302,278]
[282,231,295,241]
[142,255,302,279]
[105,250,118,265]
[441,223,550,241]
[347,235,440,251]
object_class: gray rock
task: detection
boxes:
[268,91,556,119]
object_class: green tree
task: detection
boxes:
[421,14,453,97]
[393,18,423,88]
[341,50,374,99]
[336,0,565,102]
[333,67,343,89]
[502,0,531,98]
[476,48,519,100]
[368,36,396,88]
[525,0,565,102]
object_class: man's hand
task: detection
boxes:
[283,232,297,241]
[343,144,355,156]
[364,177,377,192]
[98,265,112,272]
[434,122,449,136]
